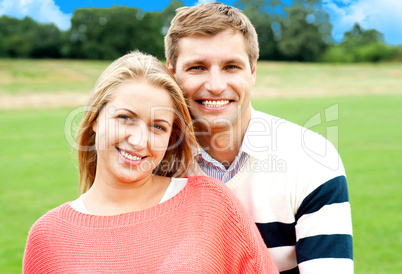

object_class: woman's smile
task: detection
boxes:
[117,147,146,163]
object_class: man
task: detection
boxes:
[164,2,353,273]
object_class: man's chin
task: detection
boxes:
[192,116,237,133]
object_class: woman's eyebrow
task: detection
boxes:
[116,108,172,127]
[154,119,172,127]
[116,108,139,118]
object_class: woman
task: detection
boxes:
[23,51,278,273]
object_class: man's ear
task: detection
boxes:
[167,60,175,75]
[251,59,257,84]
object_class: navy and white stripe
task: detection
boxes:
[256,176,352,269]
[193,108,354,273]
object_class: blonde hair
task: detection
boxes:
[75,51,197,194]
[165,2,259,71]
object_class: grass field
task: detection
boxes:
[253,61,402,97]
[0,59,108,94]
[253,95,402,273]
[1,58,402,96]
[0,59,401,273]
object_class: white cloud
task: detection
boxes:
[196,0,215,5]
[323,0,402,45]
[0,0,71,30]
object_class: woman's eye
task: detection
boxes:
[117,115,130,121]
[152,124,166,131]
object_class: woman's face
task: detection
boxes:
[92,79,175,184]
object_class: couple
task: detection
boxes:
[23,2,353,273]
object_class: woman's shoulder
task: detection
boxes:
[183,176,255,230]
[186,176,226,191]
[185,176,240,206]
[28,202,71,233]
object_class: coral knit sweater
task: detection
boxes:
[23,176,278,273]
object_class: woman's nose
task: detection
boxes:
[127,123,148,150]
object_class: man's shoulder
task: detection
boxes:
[250,109,319,139]
[247,109,344,174]
[248,109,332,153]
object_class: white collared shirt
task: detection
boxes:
[194,108,269,183]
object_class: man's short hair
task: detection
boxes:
[164,2,259,71]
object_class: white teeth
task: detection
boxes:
[201,100,229,108]
[120,150,141,161]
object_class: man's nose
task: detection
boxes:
[205,69,227,94]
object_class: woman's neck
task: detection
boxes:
[83,175,171,216]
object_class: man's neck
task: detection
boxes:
[197,117,250,169]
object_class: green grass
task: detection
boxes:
[0,58,401,273]
[255,61,402,96]
[0,108,78,273]
[1,59,402,96]
[1,95,401,273]
[253,94,402,273]
[0,59,110,94]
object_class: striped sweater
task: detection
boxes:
[23,176,278,274]
[192,109,354,273]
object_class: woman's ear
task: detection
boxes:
[92,118,98,133]
[93,104,105,133]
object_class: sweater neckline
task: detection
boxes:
[224,156,254,190]
[194,156,253,191]
[60,177,190,228]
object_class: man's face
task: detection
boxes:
[169,29,256,133]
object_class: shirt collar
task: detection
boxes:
[240,108,271,161]
[192,108,271,162]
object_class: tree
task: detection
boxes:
[278,6,327,61]
[343,23,384,47]
[235,0,281,60]
[64,6,165,60]
[160,0,185,36]
[0,16,62,58]
[235,0,332,61]
[321,23,395,62]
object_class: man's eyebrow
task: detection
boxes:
[182,57,247,68]
[182,58,208,67]
[224,58,248,65]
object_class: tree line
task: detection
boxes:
[0,0,400,62]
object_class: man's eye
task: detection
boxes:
[227,65,238,69]
[189,66,203,71]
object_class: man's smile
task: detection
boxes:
[197,100,231,108]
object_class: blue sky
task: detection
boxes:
[0,0,401,45]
